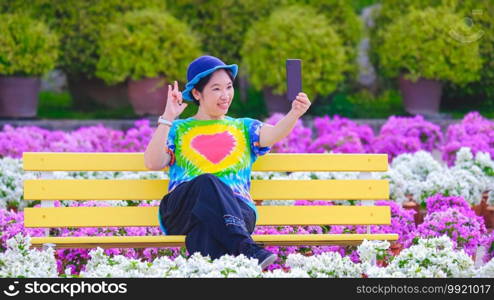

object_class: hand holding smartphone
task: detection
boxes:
[286,59,302,102]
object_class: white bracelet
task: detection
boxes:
[157,116,173,127]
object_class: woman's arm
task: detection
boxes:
[144,81,187,170]
[259,92,311,147]
[144,120,173,170]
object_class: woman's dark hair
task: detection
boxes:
[191,69,234,105]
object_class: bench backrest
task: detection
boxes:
[22,152,390,229]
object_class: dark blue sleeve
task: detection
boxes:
[244,118,271,157]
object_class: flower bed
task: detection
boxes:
[1,112,493,277]
[1,112,492,164]
[1,234,492,278]
[1,162,492,276]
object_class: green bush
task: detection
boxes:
[371,0,484,37]
[370,0,459,66]
[0,0,57,20]
[0,0,166,78]
[57,0,166,78]
[0,14,58,76]
[371,0,494,98]
[349,0,380,13]
[376,8,482,85]
[240,5,349,100]
[95,10,201,85]
[165,0,284,64]
[291,0,363,74]
[445,2,494,100]
[165,0,362,74]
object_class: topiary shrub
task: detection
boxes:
[0,0,166,78]
[445,2,494,101]
[376,7,482,85]
[165,0,283,65]
[95,10,201,85]
[369,0,456,73]
[0,13,58,76]
[166,0,362,80]
[290,0,363,76]
[60,0,167,78]
[240,5,349,100]
[371,0,488,54]
[370,0,494,98]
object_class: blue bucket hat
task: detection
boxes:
[182,55,238,102]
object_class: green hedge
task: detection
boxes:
[241,5,349,99]
[377,7,482,85]
[96,10,201,85]
[0,14,58,76]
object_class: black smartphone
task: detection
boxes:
[286,59,302,102]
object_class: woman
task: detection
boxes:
[144,55,311,269]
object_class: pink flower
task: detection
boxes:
[416,208,486,256]
[441,112,494,166]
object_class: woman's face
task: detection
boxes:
[193,69,234,118]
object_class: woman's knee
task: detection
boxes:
[190,173,234,205]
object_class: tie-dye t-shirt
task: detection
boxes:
[166,116,271,216]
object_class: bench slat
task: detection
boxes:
[24,179,389,200]
[30,234,399,248]
[24,206,392,227]
[22,152,388,172]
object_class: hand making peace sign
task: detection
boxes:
[162,80,188,120]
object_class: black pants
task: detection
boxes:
[158,173,257,260]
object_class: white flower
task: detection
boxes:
[363,263,390,277]
[357,239,390,264]
[81,251,262,278]
[391,151,443,181]
[455,147,474,166]
[261,200,296,206]
[475,258,494,278]
[285,252,363,278]
[381,151,445,203]
[0,234,58,277]
[262,268,310,278]
[366,236,475,278]
[0,157,29,210]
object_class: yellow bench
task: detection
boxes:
[22,152,398,249]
